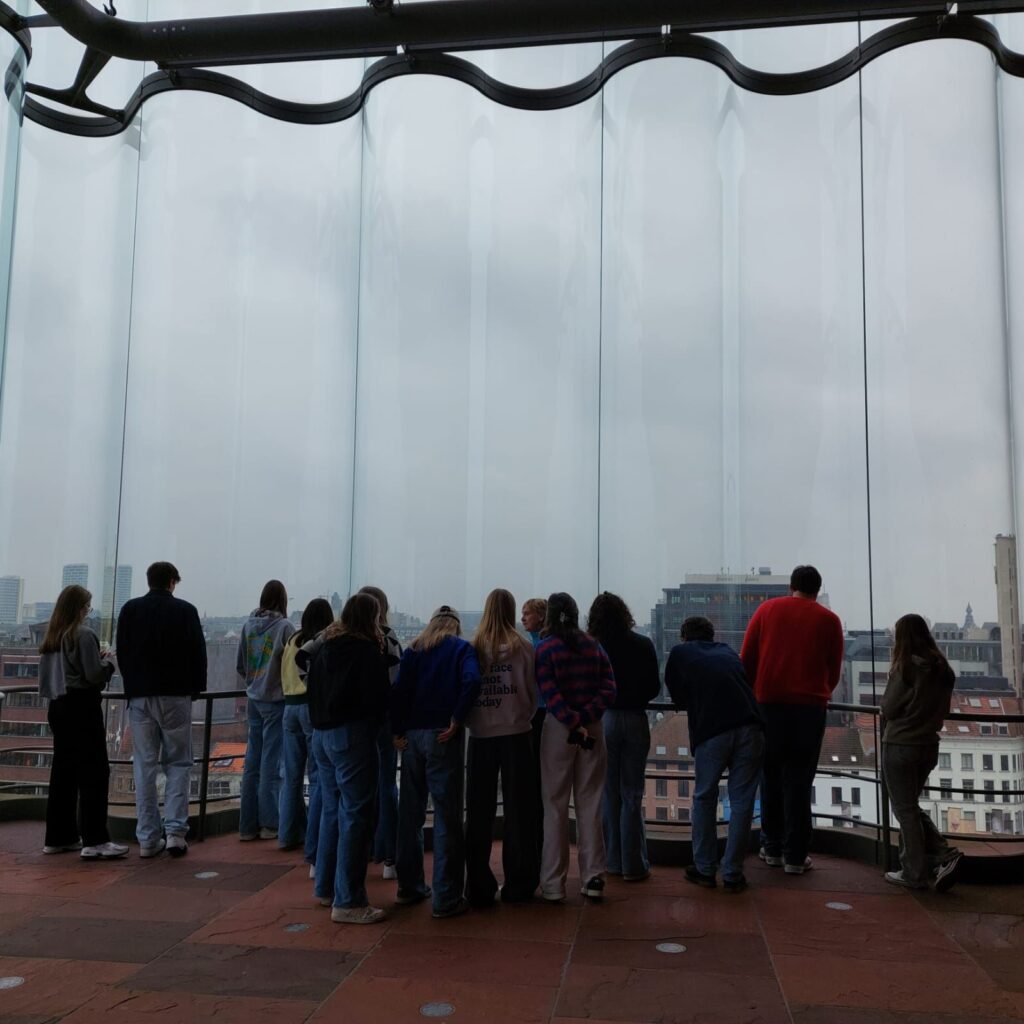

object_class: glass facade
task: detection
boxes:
[1,14,1023,836]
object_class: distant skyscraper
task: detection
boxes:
[103,564,133,621]
[995,534,1022,697]
[651,569,792,667]
[0,576,25,624]
[61,563,89,590]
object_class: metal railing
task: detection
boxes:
[2,685,1023,858]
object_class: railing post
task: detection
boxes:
[879,768,893,870]
[197,694,213,842]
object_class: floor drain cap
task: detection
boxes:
[656,942,687,954]
[826,901,852,911]
[0,977,25,990]
[284,923,310,933]
[194,871,219,880]
[420,1002,455,1017]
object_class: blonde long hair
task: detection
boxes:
[473,589,530,667]
[39,585,91,654]
[410,605,461,651]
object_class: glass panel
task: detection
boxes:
[863,39,1019,836]
[351,66,602,623]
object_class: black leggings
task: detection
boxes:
[45,689,111,848]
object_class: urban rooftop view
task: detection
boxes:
[3,0,1024,1022]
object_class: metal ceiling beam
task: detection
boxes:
[30,0,1024,68]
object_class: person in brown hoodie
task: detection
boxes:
[881,613,962,892]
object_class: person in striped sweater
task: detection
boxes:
[536,592,616,902]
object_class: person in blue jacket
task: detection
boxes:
[391,605,481,919]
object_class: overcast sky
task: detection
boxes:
[0,11,1020,634]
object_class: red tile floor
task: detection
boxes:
[1,820,1022,1024]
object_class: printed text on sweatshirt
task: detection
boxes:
[465,639,537,738]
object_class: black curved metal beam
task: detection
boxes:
[0,2,31,62]
[21,13,1024,138]
[30,0,1024,67]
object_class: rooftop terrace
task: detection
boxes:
[1,823,1023,1024]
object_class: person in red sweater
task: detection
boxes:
[740,565,844,875]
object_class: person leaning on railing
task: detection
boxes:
[880,613,963,892]
[37,584,127,861]
[116,560,207,859]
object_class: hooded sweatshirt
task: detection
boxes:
[38,627,114,699]
[466,638,537,739]
[881,654,955,746]
[236,609,296,702]
[307,633,391,731]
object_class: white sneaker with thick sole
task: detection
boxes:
[382,863,397,880]
[81,842,129,860]
[758,848,784,867]
[886,870,927,890]
[309,864,316,880]
[139,838,167,859]
[332,905,387,925]
[259,827,278,840]
[166,835,188,858]
[783,857,814,875]
[43,840,82,854]
[934,851,963,893]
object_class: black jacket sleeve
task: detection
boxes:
[188,605,207,698]
[637,634,662,705]
[664,647,688,710]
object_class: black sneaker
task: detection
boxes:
[934,851,963,894]
[395,887,431,906]
[722,875,748,894]
[684,864,717,888]
[581,876,605,900]
[432,897,470,919]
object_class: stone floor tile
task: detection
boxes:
[580,890,761,942]
[0,955,136,1019]
[790,1007,1024,1024]
[0,861,129,899]
[753,887,968,963]
[60,987,319,1024]
[773,952,1020,1017]
[555,964,791,1023]
[41,882,249,923]
[120,858,294,891]
[311,975,557,1024]
[930,911,1024,951]
[359,931,568,988]
[571,932,773,976]
[389,898,582,944]
[120,942,356,1000]
[0,915,196,963]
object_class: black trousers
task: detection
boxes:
[758,702,826,866]
[465,732,539,904]
[45,689,111,848]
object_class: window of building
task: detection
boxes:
[831,786,842,804]
[989,699,1001,708]
[964,779,974,801]
[963,810,976,825]
[961,753,973,770]
[0,721,48,737]
[969,697,982,707]
[941,810,949,831]
[1002,781,1011,804]
[2,663,39,677]
[655,745,666,755]
[677,746,688,756]
[677,780,689,798]
[655,779,667,797]
[983,754,994,771]
[984,781,996,803]
[997,724,1009,736]
[678,807,690,823]
[1001,755,1010,771]
[655,807,668,821]
[851,788,861,806]
[939,778,953,800]
[957,726,970,733]
[981,724,993,735]
[938,752,951,770]
[810,786,817,804]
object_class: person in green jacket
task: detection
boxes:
[881,613,962,892]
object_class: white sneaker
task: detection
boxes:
[758,848,784,867]
[81,842,129,860]
[165,835,188,858]
[43,840,82,854]
[139,838,167,858]
[309,864,316,880]
[382,863,397,880]
[784,857,814,875]
[331,905,386,925]
[259,827,278,840]
[886,869,927,890]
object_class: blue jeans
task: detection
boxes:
[129,696,193,848]
[692,724,764,882]
[281,703,320,860]
[374,720,399,863]
[240,698,284,836]
[318,721,378,909]
[601,710,650,877]
[396,728,465,914]
[312,731,336,901]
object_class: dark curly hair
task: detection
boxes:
[586,591,635,641]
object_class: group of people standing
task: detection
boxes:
[35,560,964,914]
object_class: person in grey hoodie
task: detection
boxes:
[236,579,296,840]
[465,588,540,906]
[881,613,961,892]
[38,585,127,860]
